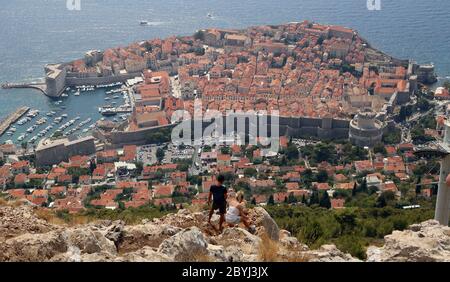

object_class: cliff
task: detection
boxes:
[0,202,449,262]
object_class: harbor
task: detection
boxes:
[0,82,133,146]
[0,106,30,137]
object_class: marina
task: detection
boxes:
[0,82,132,145]
[0,106,30,137]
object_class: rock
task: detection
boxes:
[66,227,117,255]
[249,207,280,241]
[104,220,125,244]
[306,245,361,262]
[214,227,261,260]
[158,227,209,261]
[120,247,171,262]
[119,223,182,253]
[0,205,56,241]
[0,231,68,262]
[366,220,450,262]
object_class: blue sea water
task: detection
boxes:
[1,0,450,143]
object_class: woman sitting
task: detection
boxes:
[225,191,255,232]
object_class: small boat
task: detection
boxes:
[61,93,69,98]
[140,20,149,26]
[207,13,213,18]
[17,134,25,142]
[74,90,80,96]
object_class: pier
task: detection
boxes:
[0,106,30,137]
[1,82,47,95]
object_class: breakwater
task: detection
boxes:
[0,107,30,137]
[1,83,47,95]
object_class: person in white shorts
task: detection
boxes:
[225,191,255,232]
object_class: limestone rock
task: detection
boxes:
[158,227,209,261]
[366,220,450,262]
[119,223,182,253]
[0,205,56,241]
[0,231,68,262]
[249,207,280,241]
[306,244,361,262]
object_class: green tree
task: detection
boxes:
[156,148,165,163]
[319,192,331,209]
[267,195,275,206]
[285,144,299,161]
[317,170,329,183]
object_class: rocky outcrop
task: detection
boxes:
[2,204,450,262]
[367,220,450,262]
[0,204,57,241]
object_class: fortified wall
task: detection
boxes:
[99,115,351,149]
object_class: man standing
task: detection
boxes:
[208,174,227,232]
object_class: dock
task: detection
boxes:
[0,106,30,137]
[1,82,47,95]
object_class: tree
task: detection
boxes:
[354,178,368,194]
[319,192,331,209]
[156,148,165,163]
[89,160,97,173]
[287,192,297,204]
[285,144,299,160]
[267,195,275,206]
[317,170,328,183]
[194,30,205,41]
[443,80,450,91]
[300,220,324,246]
[373,142,387,155]
[376,191,396,208]
[309,190,319,206]
[244,167,258,178]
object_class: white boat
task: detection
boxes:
[17,134,25,142]
[61,93,69,98]
[140,20,149,26]
[74,90,80,96]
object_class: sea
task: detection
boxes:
[1,0,450,144]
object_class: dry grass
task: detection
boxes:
[0,197,7,206]
[34,208,91,226]
[0,196,25,207]
[186,203,207,214]
[35,208,67,225]
[258,233,280,262]
[285,252,311,262]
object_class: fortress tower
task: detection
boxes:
[349,108,385,147]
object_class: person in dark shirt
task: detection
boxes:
[208,174,227,232]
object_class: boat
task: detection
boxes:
[101,108,117,116]
[36,118,47,125]
[207,13,213,18]
[105,97,111,101]
[140,20,149,26]
[27,110,40,118]
[61,93,69,98]
[74,90,80,96]
[62,114,68,118]
[17,134,25,142]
